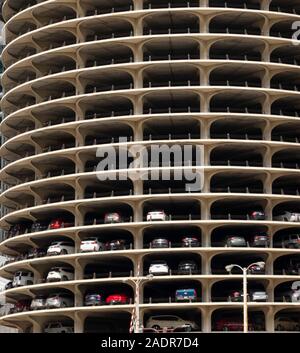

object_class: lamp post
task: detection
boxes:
[123,266,153,333]
[225,261,265,333]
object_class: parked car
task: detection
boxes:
[251,233,269,247]
[49,218,73,229]
[46,293,74,309]
[249,210,265,220]
[106,294,129,305]
[46,267,74,282]
[181,237,200,247]
[12,271,34,287]
[228,291,243,302]
[178,260,198,275]
[250,291,268,302]
[80,237,105,252]
[44,322,74,333]
[27,247,46,259]
[105,239,126,251]
[175,289,197,302]
[248,262,265,274]
[104,212,122,223]
[31,221,48,233]
[146,211,167,222]
[285,259,300,275]
[214,319,254,331]
[150,238,169,248]
[84,293,103,306]
[8,223,29,237]
[146,315,198,331]
[275,317,300,331]
[282,234,300,249]
[30,295,47,310]
[5,281,13,290]
[11,300,30,313]
[149,261,169,275]
[225,236,247,247]
[274,212,300,222]
[47,241,74,256]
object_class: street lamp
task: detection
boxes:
[123,272,153,333]
[225,261,265,333]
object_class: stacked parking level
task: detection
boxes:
[1,0,300,333]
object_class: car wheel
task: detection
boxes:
[62,276,68,281]
[61,249,67,255]
[295,324,300,331]
[223,326,229,331]
[276,325,284,331]
[152,325,160,330]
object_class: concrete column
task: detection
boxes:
[74,314,84,333]
[32,321,42,333]
[134,200,143,222]
[202,308,212,333]
[134,0,144,10]
[261,0,270,11]
[134,179,144,195]
[263,146,272,168]
[265,308,275,332]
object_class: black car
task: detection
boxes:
[31,221,48,233]
[248,263,265,274]
[251,233,269,247]
[105,239,126,251]
[249,210,265,220]
[285,260,300,275]
[27,248,47,259]
[181,237,200,247]
[7,223,29,237]
[150,238,169,248]
[5,281,13,290]
[177,260,198,275]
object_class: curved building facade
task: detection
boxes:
[0,0,300,333]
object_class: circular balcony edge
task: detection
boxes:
[3,163,300,204]
[3,84,300,124]
[0,302,299,326]
[2,32,298,70]
[2,192,300,225]
[3,6,300,54]
[4,58,300,102]
[2,138,300,175]
[1,220,300,255]
[0,244,300,276]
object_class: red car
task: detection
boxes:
[49,219,73,229]
[11,300,31,314]
[214,319,254,331]
[105,294,129,305]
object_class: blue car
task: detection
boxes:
[175,289,197,302]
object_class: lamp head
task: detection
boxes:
[225,264,234,272]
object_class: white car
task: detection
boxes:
[147,211,167,222]
[250,291,268,302]
[46,267,74,282]
[47,241,74,256]
[149,261,169,275]
[12,271,34,287]
[44,322,74,333]
[274,212,300,222]
[146,315,198,330]
[46,293,74,309]
[80,237,105,252]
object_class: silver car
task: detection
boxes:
[250,291,268,302]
